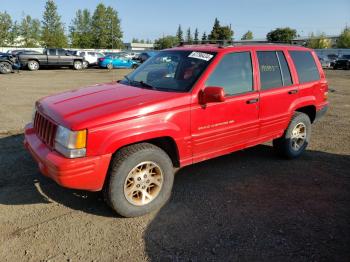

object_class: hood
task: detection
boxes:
[37,82,188,130]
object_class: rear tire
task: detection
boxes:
[0,62,12,74]
[83,61,89,69]
[73,60,83,70]
[107,63,113,70]
[27,60,39,71]
[273,112,311,159]
[104,143,174,217]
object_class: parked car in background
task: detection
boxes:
[17,48,85,71]
[134,51,158,63]
[318,56,332,69]
[0,54,20,74]
[73,51,105,67]
[98,55,139,69]
[333,55,350,70]
[117,51,140,59]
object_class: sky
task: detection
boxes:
[1,0,349,42]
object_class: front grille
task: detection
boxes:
[33,112,57,148]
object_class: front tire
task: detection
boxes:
[0,62,12,74]
[104,143,174,217]
[73,60,83,70]
[27,60,39,71]
[273,112,311,159]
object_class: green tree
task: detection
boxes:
[194,28,199,43]
[69,9,93,48]
[266,27,297,43]
[241,30,253,40]
[41,0,67,47]
[19,15,41,47]
[176,24,183,42]
[208,18,233,41]
[91,3,123,49]
[154,35,178,50]
[131,38,139,43]
[209,18,221,40]
[337,26,350,48]
[186,28,193,43]
[201,32,207,43]
[307,33,332,49]
[0,12,13,46]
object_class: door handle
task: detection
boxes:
[246,98,259,104]
[288,89,298,94]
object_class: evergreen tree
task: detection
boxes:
[69,9,93,48]
[194,28,199,43]
[186,28,193,43]
[201,32,207,43]
[41,0,67,47]
[209,18,221,40]
[19,15,41,47]
[0,12,13,46]
[208,18,233,41]
[176,24,183,42]
[91,3,123,49]
[241,30,253,40]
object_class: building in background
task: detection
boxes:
[124,42,155,51]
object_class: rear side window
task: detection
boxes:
[206,52,253,96]
[257,51,293,90]
[290,51,320,83]
[48,49,57,56]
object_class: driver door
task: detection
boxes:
[191,51,260,161]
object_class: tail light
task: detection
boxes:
[99,58,105,62]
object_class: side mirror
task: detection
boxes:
[199,86,225,104]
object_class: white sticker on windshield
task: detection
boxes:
[188,52,213,61]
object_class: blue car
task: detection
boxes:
[98,55,139,69]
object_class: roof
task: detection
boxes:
[168,43,311,53]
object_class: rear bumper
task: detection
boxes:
[315,104,329,122]
[24,123,111,191]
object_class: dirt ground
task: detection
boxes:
[0,69,349,262]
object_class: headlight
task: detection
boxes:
[54,125,87,158]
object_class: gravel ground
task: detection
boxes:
[0,69,349,261]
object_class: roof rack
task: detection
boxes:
[177,40,303,48]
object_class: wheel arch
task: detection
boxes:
[110,136,180,168]
[295,105,317,123]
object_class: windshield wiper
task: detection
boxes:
[123,76,156,90]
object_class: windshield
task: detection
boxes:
[120,50,216,92]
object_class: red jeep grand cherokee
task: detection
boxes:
[24,44,329,217]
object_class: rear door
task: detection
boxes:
[256,50,298,138]
[58,49,72,66]
[289,50,323,106]
[47,49,58,65]
[191,51,260,161]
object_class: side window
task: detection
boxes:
[257,51,282,90]
[290,51,320,83]
[57,49,66,56]
[205,52,253,96]
[88,52,95,56]
[48,49,57,56]
[277,51,293,86]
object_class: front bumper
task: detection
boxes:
[24,123,112,191]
